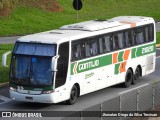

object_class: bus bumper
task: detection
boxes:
[10,90,58,103]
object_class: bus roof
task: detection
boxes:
[17,16,155,44]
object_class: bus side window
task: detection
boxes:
[72,40,84,61]
[99,35,111,54]
[144,26,149,42]
[113,33,119,50]
[149,24,154,41]
[104,35,111,52]
[72,44,80,61]
[131,30,136,46]
[135,28,145,44]
[85,39,92,57]
[99,37,103,54]
[125,31,129,47]
[85,38,99,57]
[117,32,125,49]
[91,38,98,56]
[125,30,134,47]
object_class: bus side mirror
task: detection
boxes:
[2,51,12,67]
[51,55,59,72]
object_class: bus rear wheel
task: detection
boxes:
[66,85,78,105]
[123,69,133,88]
[132,67,140,85]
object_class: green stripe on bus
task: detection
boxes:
[71,54,112,75]
[115,63,120,75]
[131,43,156,58]
[118,51,124,62]
[131,48,137,58]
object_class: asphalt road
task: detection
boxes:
[156,22,160,31]
[0,36,20,44]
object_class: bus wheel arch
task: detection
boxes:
[137,65,142,76]
[66,83,80,105]
[132,65,142,84]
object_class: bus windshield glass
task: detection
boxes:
[10,43,56,87]
[14,42,56,56]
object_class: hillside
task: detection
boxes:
[0,0,160,36]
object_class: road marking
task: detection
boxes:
[0,95,11,105]
[0,95,10,101]
[118,83,149,95]
[0,100,12,105]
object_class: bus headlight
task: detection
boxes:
[10,87,17,92]
[42,90,54,94]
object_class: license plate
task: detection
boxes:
[25,96,33,100]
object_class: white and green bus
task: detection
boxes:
[3,16,156,104]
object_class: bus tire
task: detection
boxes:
[132,67,140,85]
[66,85,78,105]
[123,69,133,88]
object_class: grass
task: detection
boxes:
[0,0,160,36]
[0,44,14,83]
[156,32,160,44]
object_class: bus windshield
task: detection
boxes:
[10,43,56,87]
[14,42,56,56]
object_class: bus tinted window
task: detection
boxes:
[99,35,111,54]
[149,24,154,41]
[85,39,92,57]
[135,28,145,44]
[104,36,111,52]
[125,30,134,47]
[117,32,125,49]
[144,26,149,42]
[85,38,99,57]
[91,38,99,56]
[72,40,84,61]
[113,34,119,50]
[113,32,125,50]
[14,43,56,56]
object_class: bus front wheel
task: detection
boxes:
[123,69,133,88]
[66,85,78,105]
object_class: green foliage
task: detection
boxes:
[156,32,160,44]
[0,0,160,36]
[0,44,14,83]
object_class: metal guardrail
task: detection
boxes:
[62,81,160,120]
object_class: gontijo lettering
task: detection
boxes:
[78,60,99,71]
